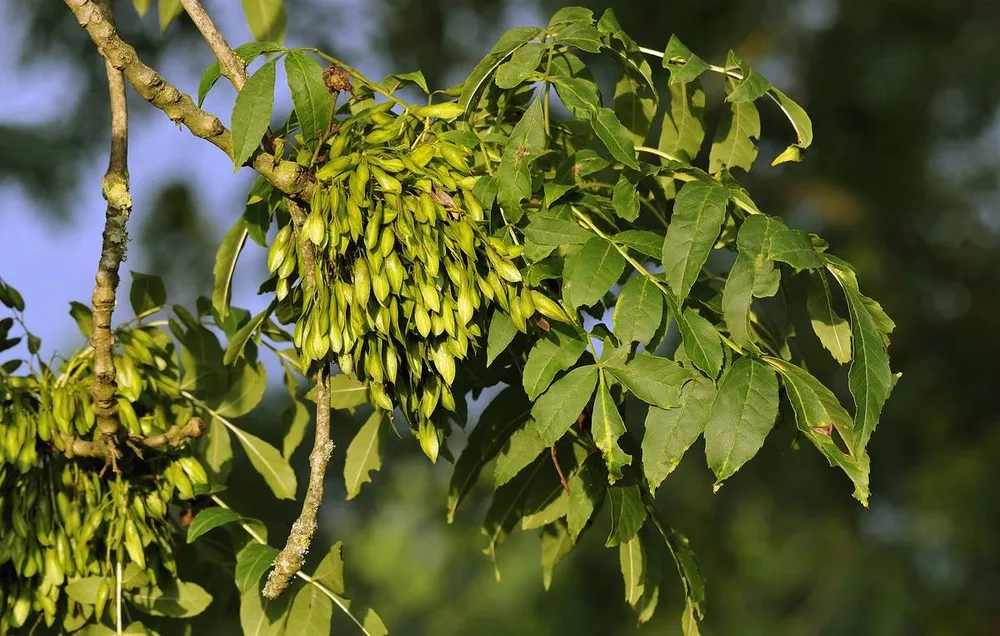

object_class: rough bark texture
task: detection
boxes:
[178,0,247,90]
[263,368,333,599]
[61,417,205,459]
[61,0,316,201]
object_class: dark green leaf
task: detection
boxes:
[495,424,548,487]
[280,399,310,459]
[482,456,546,566]
[224,303,275,365]
[613,276,664,345]
[285,50,332,143]
[592,372,632,481]
[459,26,541,111]
[231,58,277,170]
[239,586,289,636]
[806,272,852,364]
[615,229,665,259]
[497,97,546,220]
[215,360,267,417]
[659,82,706,163]
[554,22,602,53]
[606,484,647,546]
[495,43,545,88]
[827,261,894,456]
[67,300,93,338]
[676,308,722,378]
[235,543,279,593]
[567,455,605,542]
[198,42,284,107]
[540,521,574,591]
[187,507,242,543]
[663,525,706,618]
[522,323,588,400]
[768,228,826,270]
[551,75,601,119]
[704,357,779,485]
[383,70,429,94]
[198,417,233,485]
[612,170,640,221]
[523,216,592,246]
[531,365,599,446]
[0,280,24,311]
[643,378,717,494]
[312,542,346,594]
[589,107,640,169]
[242,0,286,43]
[548,6,594,26]
[708,101,760,173]
[486,309,518,367]
[128,580,213,618]
[449,386,532,519]
[614,63,656,145]
[605,352,694,410]
[129,272,167,318]
[722,214,783,349]
[344,411,384,500]
[231,426,297,499]
[212,219,248,320]
[285,584,333,635]
[562,237,627,309]
[661,180,730,304]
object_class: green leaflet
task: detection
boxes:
[769,228,826,270]
[592,371,632,481]
[806,271,852,364]
[240,586,290,636]
[612,169,641,221]
[213,360,268,418]
[459,26,542,111]
[231,58,277,171]
[523,216,593,246]
[708,100,760,173]
[615,229,665,260]
[486,309,518,367]
[449,387,532,520]
[605,483,647,546]
[827,260,894,456]
[604,352,694,410]
[280,399,310,459]
[764,357,870,504]
[327,374,368,411]
[540,521,574,591]
[722,214,783,349]
[531,365,599,446]
[482,456,547,570]
[230,425,297,500]
[566,455,605,542]
[613,275,664,345]
[242,0,286,43]
[494,424,548,487]
[284,50,332,143]
[496,97,546,220]
[658,81,706,163]
[198,42,284,107]
[769,87,813,165]
[676,308,723,378]
[223,304,273,366]
[724,51,772,103]
[344,411,384,500]
[551,75,602,119]
[522,323,588,400]
[383,70,429,94]
[212,220,248,320]
[589,106,640,169]
[159,0,182,32]
[128,580,213,619]
[613,58,657,145]
[495,42,545,88]
[642,378,717,495]
[285,584,333,635]
[619,525,662,623]
[661,180,730,305]
[130,272,167,318]
[703,357,779,485]
[661,35,710,84]
[186,507,241,543]
[562,236,627,309]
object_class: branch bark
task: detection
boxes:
[61,417,206,460]
[89,15,132,465]
[178,0,247,91]
[61,0,316,201]
[263,367,333,599]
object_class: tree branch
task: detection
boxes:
[62,0,316,201]
[89,22,132,466]
[263,367,333,599]
[61,417,206,460]
[178,0,247,91]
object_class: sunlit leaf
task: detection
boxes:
[344,412,384,500]
[661,180,730,305]
[643,378,717,494]
[231,58,277,171]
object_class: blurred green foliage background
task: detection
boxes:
[3,0,1000,634]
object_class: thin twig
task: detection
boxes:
[178,0,247,90]
[60,417,205,460]
[89,25,132,469]
[62,0,316,200]
[550,445,570,496]
[263,366,333,599]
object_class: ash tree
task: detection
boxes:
[0,1,897,634]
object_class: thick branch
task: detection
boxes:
[263,368,333,599]
[285,198,317,295]
[62,0,316,201]
[61,418,205,460]
[178,0,247,90]
[90,44,131,460]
